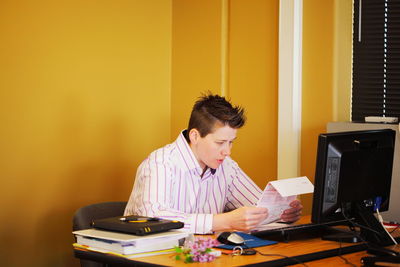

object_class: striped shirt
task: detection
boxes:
[124,130,263,234]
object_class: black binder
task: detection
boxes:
[92,215,184,236]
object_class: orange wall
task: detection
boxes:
[171,0,222,137]
[0,0,337,265]
[171,0,279,189]
[228,0,279,187]
[301,0,334,214]
[0,1,171,266]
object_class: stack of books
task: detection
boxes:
[73,228,188,259]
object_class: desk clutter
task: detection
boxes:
[216,232,277,250]
[73,215,224,262]
[73,216,188,259]
[73,228,189,259]
[92,215,184,235]
[72,215,276,262]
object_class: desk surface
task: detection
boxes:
[74,216,400,266]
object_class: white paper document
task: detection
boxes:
[256,176,314,225]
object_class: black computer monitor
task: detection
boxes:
[311,129,396,245]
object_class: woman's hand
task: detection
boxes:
[280,199,303,223]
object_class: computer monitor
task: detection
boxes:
[311,129,396,245]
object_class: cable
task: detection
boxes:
[241,243,308,267]
[339,206,397,248]
[339,210,369,244]
[349,222,382,236]
[254,249,308,267]
[389,225,400,234]
[340,207,389,242]
[338,254,357,266]
[376,209,398,245]
[337,239,358,267]
[329,221,365,241]
[361,255,400,266]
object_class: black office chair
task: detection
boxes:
[73,201,127,267]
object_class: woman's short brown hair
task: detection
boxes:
[188,93,246,137]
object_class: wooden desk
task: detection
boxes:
[74,216,400,266]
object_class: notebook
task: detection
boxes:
[92,215,184,236]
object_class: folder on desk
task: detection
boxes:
[92,215,184,236]
[216,232,277,250]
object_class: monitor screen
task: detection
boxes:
[311,129,396,245]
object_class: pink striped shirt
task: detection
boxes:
[124,130,263,234]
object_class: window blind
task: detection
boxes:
[352,0,400,122]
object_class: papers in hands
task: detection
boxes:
[269,176,315,197]
[256,176,314,225]
[256,184,297,225]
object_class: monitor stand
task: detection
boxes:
[355,203,395,246]
[321,228,363,243]
[321,204,395,246]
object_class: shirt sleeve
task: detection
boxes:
[124,154,214,234]
[224,159,263,211]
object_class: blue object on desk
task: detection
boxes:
[374,196,382,212]
[216,232,277,250]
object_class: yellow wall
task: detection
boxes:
[171,0,279,188]
[301,0,334,214]
[0,1,171,266]
[333,0,353,121]
[0,0,341,266]
[171,0,222,137]
[228,0,279,187]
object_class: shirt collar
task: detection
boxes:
[210,168,216,175]
[175,130,216,175]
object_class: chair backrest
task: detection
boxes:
[72,201,127,267]
[73,201,127,231]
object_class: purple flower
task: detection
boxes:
[175,236,220,263]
